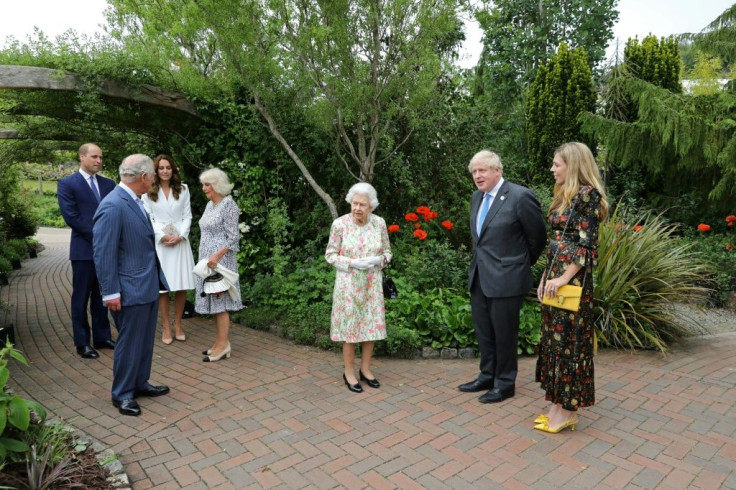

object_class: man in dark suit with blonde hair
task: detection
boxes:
[459,150,547,403]
[57,143,116,359]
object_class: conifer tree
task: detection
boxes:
[526,43,595,185]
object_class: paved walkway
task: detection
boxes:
[1,227,735,489]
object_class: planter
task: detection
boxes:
[0,272,7,285]
[10,259,21,270]
[28,247,37,258]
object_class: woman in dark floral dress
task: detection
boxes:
[534,142,609,433]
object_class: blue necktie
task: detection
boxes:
[89,176,101,202]
[477,193,491,235]
[135,197,148,219]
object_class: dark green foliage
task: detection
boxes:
[624,36,681,94]
[526,43,596,185]
[518,302,542,355]
[0,257,11,273]
[684,229,736,307]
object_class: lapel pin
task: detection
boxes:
[500,196,506,201]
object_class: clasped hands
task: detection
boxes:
[350,256,383,270]
[162,234,183,246]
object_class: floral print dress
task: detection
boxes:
[325,213,392,343]
[195,196,243,314]
[535,185,602,411]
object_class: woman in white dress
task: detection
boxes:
[142,154,196,344]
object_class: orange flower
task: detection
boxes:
[727,243,734,251]
[405,213,419,222]
[697,223,711,233]
[441,220,454,230]
[727,215,736,226]
[416,206,431,216]
[633,225,642,232]
[388,224,399,233]
[414,223,422,229]
[413,229,428,240]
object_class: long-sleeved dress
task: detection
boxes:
[195,196,243,314]
[535,185,602,411]
[325,213,392,343]
[142,185,196,291]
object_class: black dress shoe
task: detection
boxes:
[343,373,363,393]
[93,339,116,350]
[359,370,380,388]
[458,378,493,392]
[134,385,170,397]
[112,398,141,416]
[76,345,99,359]
[478,386,515,403]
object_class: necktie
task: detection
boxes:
[477,193,491,235]
[89,176,101,202]
[135,197,148,219]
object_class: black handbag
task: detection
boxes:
[382,268,398,299]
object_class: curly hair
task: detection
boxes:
[147,154,183,201]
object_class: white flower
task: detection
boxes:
[238,223,251,233]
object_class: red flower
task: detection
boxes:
[441,220,454,230]
[697,223,711,233]
[413,229,428,240]
[405,213,419,222]
[633,225,642,232]
[727,215,736,226]
[727,243,734,251]
[416,206,431,216]
[388,224,399,233]
[414,223,422,229]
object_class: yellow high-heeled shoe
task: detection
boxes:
[203,342,231,362]
[533,414,549,424]
[534,416,578,433]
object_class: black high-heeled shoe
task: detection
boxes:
[343,373,363,393]
[359,370,380,388]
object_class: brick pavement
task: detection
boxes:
[1,227,735,489]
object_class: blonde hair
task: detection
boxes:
[550,142,609,219]
[467,150,503,173]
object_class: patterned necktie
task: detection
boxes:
[135,197,148,219]
[89,176,101,202]
[477,193,491,235]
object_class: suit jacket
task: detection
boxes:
[92,186,169,306]
[468,181,547,298]
[57,171,116,261]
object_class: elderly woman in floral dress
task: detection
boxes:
[325,183,392,393]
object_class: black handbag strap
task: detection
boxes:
[546,195,586,290]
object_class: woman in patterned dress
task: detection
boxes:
[325,183,392,393]
[196,168,243,362]
[534,142,608,433]
[142,154,195,345]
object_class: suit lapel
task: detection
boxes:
[119,188,152,229]
[479,182,509,236]
[74,171,98,202]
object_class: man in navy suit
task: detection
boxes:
[57,143,117,359]
[93,154,170,416]
[459,150,547,403]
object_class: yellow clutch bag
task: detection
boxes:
[542,285,582,312]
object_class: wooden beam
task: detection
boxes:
[0,65,199,117]
[0,129,19,139]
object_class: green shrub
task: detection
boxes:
[0,341,48,467]
[390,238,470,293]
[682,224,736,307]
[32,194,67,228]
[234,306,281,332]
[518,302,541,355]
[379,324,421,359]
[7,239,27,259]
[594,208,710,352]
[282,302,332,347]
[0,256,11,273]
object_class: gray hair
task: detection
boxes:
[119,154,154,183]
[468,150,503,173]
[200,168,234,196]
[345,182,379,211]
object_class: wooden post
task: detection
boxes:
[38,176,43,195]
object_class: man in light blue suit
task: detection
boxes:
[93,154,170,416]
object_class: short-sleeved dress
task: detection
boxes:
[325,213,392,343]
[535,185,602,411]
[194,195,243,314]
[142,184,196,291]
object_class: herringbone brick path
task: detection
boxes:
[1,227,735,489]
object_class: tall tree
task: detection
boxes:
[526,43,595,185]
[108,0,465,219]
[473,0,618,102]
